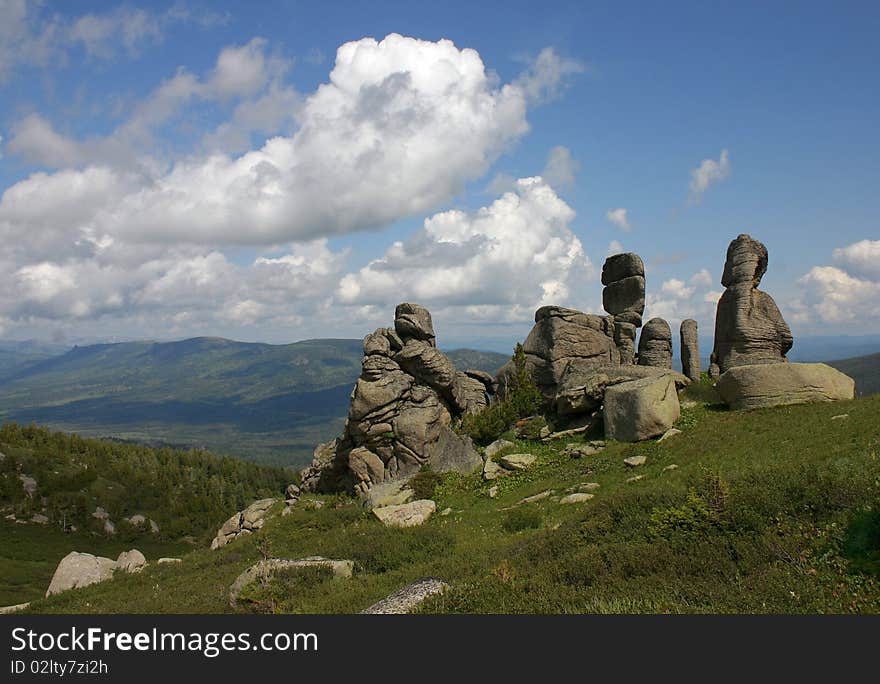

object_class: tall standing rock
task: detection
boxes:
[602,253,646,364]
[710,234,793,376]
[300,303,484,493]
[680,319,700,381]
[637,317,673,369]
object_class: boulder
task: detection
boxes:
[555,363,689,416]
[603,375,681,442]
[116,549,146,573]
[211,498,278,549]
[359,481,414,510]
[19,474,36,497]
[711,234,793,374]
[499,453,537,470]
[46,552,117,597]
[602,253,647,360]
[497,306,618,400]
[372,499,436,527]
[560,493,594,504]
[717,362,855,410]
[361,578,449,614]
[680,319,701,381]
[638,317,673,369]
[484,438,515,460]
[482,458,505,481]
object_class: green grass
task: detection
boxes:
[16,394,880,614]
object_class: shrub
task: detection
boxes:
[408,467,443,500]
[462,343,544,445]
[503,508,542,533]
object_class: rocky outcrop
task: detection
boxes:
[638,317,673,369]
[710,234,793,376]
[603,375,681,442]
[211,498,278,550]
[717,363,855,410]
[680,319,700,381]
[361,578,449,614]
[46,549,145,597]
[498,306,618,401]
[229,557,354,609]
[300,304,485,493]
[555,363,689,417]
[602,253,646,364]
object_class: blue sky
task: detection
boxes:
[0,0,878,350]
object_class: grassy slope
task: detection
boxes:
[0,339,509,467]
[23,393,880,614]
[827,352,880,396]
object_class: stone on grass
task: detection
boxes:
[484,439,515,460]
[626,475,645,483]
[488,486,499,499]
[499,453,537,471]
[482,458,505,481]
[662,464,679,472]
[360,481,414,510]
[603,375,680,442]
[657,427,682,443]
[560,493,594,504]
[361,578,449,614]
[229,557,354,608]
[372,499,436,528]
[717,362,855,410]
[624,455,647,467]
[116,549,146,573]
[46,552,117,597]
[579,482,601,492]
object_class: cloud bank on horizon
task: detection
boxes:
[0,1,876,346]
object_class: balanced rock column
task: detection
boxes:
[710,234,793,377]
[680,319,700,381]
[602,253,646,365]
[637,317,672,369]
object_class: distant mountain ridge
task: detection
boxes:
[0,337,509,467]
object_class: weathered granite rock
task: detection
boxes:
[361,578,449,614]
[638,317,673,369]
[46,552,117,597]
[229,557,354,608]
[717,362,855,410]
[372,499,436,527]
[711,234,793,374]
[603,375,681,442]
[500,453,537,470]
[301,304,484,492]
[497,306,618,400]
[359,481,414,510]
[680,319,701,381]
[482,458,505,481]
[602,253,647,361]
[484,438,515,460]
[554,363,690,416]
[211,498,278,550]
[19,474,36,497]
[116,549,146,574]
[560,493,594,504]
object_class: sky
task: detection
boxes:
[0,0,878,351]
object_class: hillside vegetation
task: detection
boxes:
[21,393,880,614]
[0,338,508,467]
[0,425,290,605]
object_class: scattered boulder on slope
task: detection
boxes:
[710,234,793,376]
[717,362,855,410]
[299,303,485,493]
[361,578,449,614]
[372,499,436,527]
[680,319,701,381]
[211,498,278,550]
[115,549,146,574]
[638,317,673,369]
[603,375,681,442]
[46,552,118,596]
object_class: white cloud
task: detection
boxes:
[832,239,880,279]
[688,149,730,203]
[607,239,624,257]
[513,47,585,103]
[541,145,580,188]
[661,278,695,300]
[794,265,880,325]
[606,207,630,232]
[690,268,713,288]
[337,176,591,322]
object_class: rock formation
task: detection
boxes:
[46,549,145,597]
[710,234,793,376]
[680,319,700,381]
[637,317,673,369]
[497,305,619,401]
[603,375,681,442]
[602,253,646,364]
[300,303,486,493]
[211,498,278,549]
[717,363,855,410]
